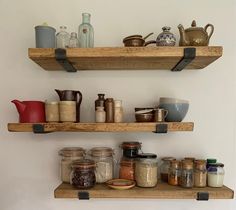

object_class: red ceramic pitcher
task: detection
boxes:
[11,100,46,123]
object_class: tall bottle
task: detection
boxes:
[78,13,94,48]
[105,98,114,123]
[56,26,70,48]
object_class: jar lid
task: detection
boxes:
[208,163,224,168]
[195,159,206,170]
[59,147,85,157]
[72,159,96,169]
[120,141,142,149]
[137,153,157,159]
[161,157,176,162]
[182,160,193,169]
[120,158,135,166]
[90,147,114,157]
[114,100,122,107]
[184,157,195,162]
[170,160,180,168]
[207,158,217,164]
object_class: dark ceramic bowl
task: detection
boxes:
[135,107,154,114]
[135,113,154,122]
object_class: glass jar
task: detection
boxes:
[69,32,79,48]
[56,26,70,48]
[119,158,135,180]
[59,147,85,183]
[207,163,225,187]
[71,159,96,189]
[120,141,142,158]
[160,157,176,182]
[168,160,181,186]
[194,160,207,187]
[135,153,158,187]
[89,147,114,183]
[180,160,194,188]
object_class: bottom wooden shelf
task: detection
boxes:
[54,182,234,200]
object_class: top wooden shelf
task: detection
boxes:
[28,47,222,71]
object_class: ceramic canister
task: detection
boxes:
[59,101,76,122]
[35,25,56,48]
[45,101,59,122]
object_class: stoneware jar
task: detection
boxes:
[59,101,76,122]
[45,101,59,122]
[156,26,176,46]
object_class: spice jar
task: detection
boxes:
[135,153,158,187]
[206,158,217,170]
[59,147,85,183]
[119,158,135,180]
[160,157,176,182]
[120,141,142,158]
[105,98,114,123]
[95,106,106,123]
[168,160,181,186]
[89,147,114,183]
[207,163,225,187]
[194,160,207,187]
[180,160,194,188]
[71,159,96,189]
[114,100,123,123]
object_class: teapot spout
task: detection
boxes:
[11,100,26,114]
[178,24,189,46]
[55,89,63,100]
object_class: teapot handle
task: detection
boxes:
[144,40,156,46]
[204,24,214,42]
[76,91,83,106]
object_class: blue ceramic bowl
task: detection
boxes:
[158,103,189,122]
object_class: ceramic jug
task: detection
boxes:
[55,89,82,122]
[11,100,46,123]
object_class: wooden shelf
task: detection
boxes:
[54,182,234,199]
[7,122,194,133]
[29,47,222,71]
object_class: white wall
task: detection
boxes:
[0,0,236,209]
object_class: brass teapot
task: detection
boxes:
[178,20,214,46]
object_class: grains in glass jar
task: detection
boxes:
[160,157,176,182]
[168,160,181,186]
[194,160,207,187]
[180,160,194,188]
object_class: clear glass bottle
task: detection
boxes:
[168,160,181,186]
[180,160,194,188]
[207,163,225,187]
[194,160,207,187]
[56,26,70,48]
[69,32,79,48]
[78,13,94,48]
[160,157,176,182]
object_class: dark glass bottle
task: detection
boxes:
[95,94,105,110]
[105,98,114,123]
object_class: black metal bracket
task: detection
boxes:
[78,191,89,200]
[33,124,50,134]
[153,123,168,134]
[197,192,209,201]
[55,48,77,72]
[171,48,196,72]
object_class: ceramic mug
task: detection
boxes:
[154,108,168,122]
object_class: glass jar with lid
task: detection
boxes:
[89,147,114,183]
[59,147,85,183]
[207,163,225,187]
[120,141,142,158]
[168,160,181,186]
[180,160,194,188]
[119,157,135,180]
[194,160,207,187]
[160,157,176,182]
[135,153,158,187]
[71,159,96,189]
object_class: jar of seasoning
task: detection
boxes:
[59,147,85,183]
[168,160,181,186]
[160,157,176,182]
[71,159,96,189]
[194,160,207,187]
[114,100,123,123]
[207,163,225,187]
[120,141,142,158]
[135,153,158,187]
[180,160,194,188]
[119,158,135,180]
[89,147,114,183]
[206,158,217,170]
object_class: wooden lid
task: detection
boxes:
[72,159,95,169]
[170,160,180,168]
[182,160,193,169]
[90,147,113,157]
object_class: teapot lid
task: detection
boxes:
[186,20,204,31]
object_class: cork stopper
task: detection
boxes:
[195,159,206,170]
[170,160,180,169]
[182,160,193,170]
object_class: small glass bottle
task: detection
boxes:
[207,163,225,187]
[56,26,70,48]
[194,160,207,187]
[95,106,106,123]
[95,94,105,110]
[105,98,114,123]
[114,100,123,123]
[168,160,181,186]
[69,32,79,48]
[180,160,194,188]
[160,157,176,182]
[78,13,94,48]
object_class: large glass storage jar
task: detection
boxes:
[160,157,176,182]
[194,160,207,187]
[71,159,96,189]
[119,158,135,180]
[135,153,158,187]
[180,160,194,188]
[120,141,142,158]
[207,163,225,187]
[89,147,114,183]
[59,147,85,183]
[168,160,181,186]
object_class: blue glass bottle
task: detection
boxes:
[78,13,94,48]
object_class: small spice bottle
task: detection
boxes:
[207,163,225,187]
[95,106,106,123]
[114,100,123,123]
[194,160,207,187]
[119,158,135,180]
[180,160,194,188]
[160,157,176,182]
[120,141,142,158]
[95,94,105,110]
[105,98,114,123]
[168,160,181,186]
[71,159,96,189]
